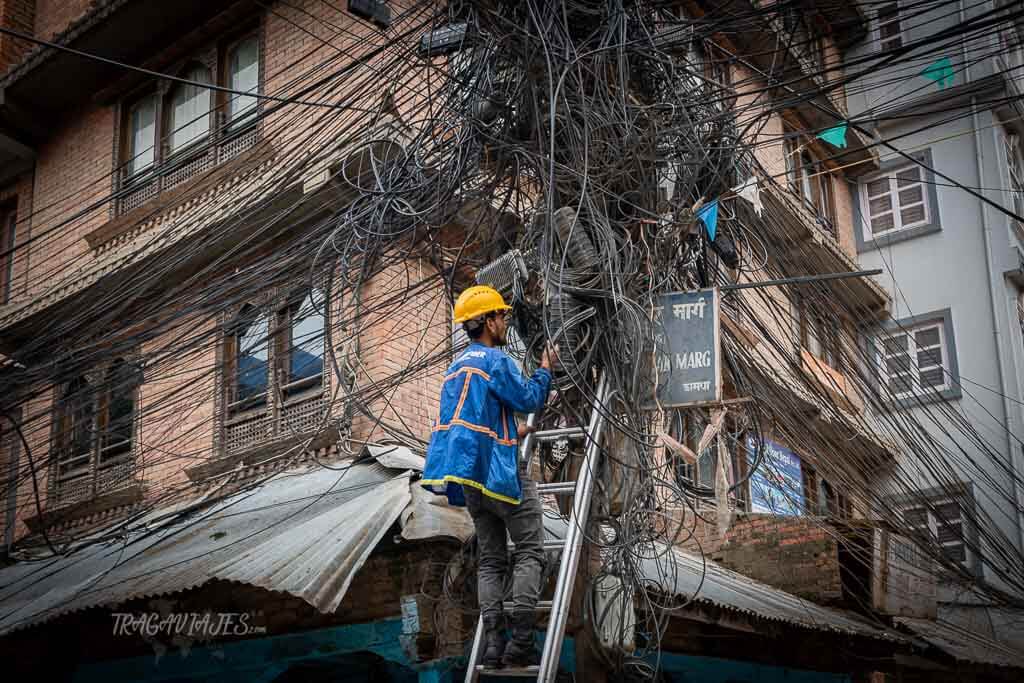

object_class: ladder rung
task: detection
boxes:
[476,665,540,677]
[537,481,576,495]
[501,600,553,611]
[508,539,565,551]
[532,427,585,442]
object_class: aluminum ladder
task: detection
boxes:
[464,374,610,682]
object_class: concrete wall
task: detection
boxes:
[844,0,1024,639]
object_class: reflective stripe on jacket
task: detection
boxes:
[421,342,551,506]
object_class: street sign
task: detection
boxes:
[645,288,721,408]
[746,437,805,515]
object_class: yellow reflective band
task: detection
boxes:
[421,475,521,505]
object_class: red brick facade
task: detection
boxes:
[679,510,846,605]
[0,0,33,74]
[33,0,91,41]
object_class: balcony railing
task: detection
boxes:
[116,125,260,216]
[224,384,326,456]
[52,449,136,507]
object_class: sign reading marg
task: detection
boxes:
[646,288,721,408]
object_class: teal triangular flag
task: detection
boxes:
[817,123,848,149]
[921,56,955,89]
[697,199,719,241]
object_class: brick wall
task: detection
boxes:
[349,257,446,445]
[0,0,34,74]
[678,510,845,605]
[33,0,91,41]
[136,318,217,498]
[26,104,113,298]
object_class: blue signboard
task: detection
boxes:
[645,288,721,408]
[746,437,804,515]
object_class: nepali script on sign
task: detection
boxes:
[645,288,721,408]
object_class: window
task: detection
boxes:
[784,126,837,233]
[126,93,157,178]
[116,30,261,214]
[798,302,842,370]
[903,499,968,565]
[276,289,326,397]
[1004,132,1024,233]
[1,206,15,304]
[803,467,851,518]
[668,411,745,505]
[56,376,95,482]
[221,288,330,456]
[167,65,212,155]
[53,360,141,505]
[876,2,903,51]
[227,305,270,413]
[227,36,260,128]
[98,360,140,463]
[861,165,929,238]
[878,321,948,399]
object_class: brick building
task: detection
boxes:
[0,2,1020,682]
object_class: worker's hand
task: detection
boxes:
[517,424,537,440]
[540,343,560,371]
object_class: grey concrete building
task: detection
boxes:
[844,0,1024,650]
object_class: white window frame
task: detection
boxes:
[875,2,904,52]
[878,320,950,399]
[860,164,930,239]
[1004,132,1024,233]
[902,498,970,567]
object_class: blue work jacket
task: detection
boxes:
[422,342,551,506]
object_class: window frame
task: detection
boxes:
[219,283,330,457]
[1003,131,1024,235]
[1,205,16,305]
[876,2,904,52]
[889,484,982,580]
[798,301,843,371]
[225,303,272,416]
[113,24,263,216]
[878,322,948,399]
[861,164,930,239]
[855,149,942,252]
[221,33,262,132]
[51,360,141,504]
[783,124,838,234]
[122,90,159,181]
[869,308,962,408]
[274,288,327,400]
[163,62,215,159]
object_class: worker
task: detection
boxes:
[421,285,558,668]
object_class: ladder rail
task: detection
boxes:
[537,373,609,683]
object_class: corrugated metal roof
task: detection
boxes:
[2,461,907,646]
[897,616,1024,669]
[542,517,906,642]
[0,460,411,636]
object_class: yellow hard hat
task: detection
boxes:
[453,285,511,324]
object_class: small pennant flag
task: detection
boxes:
[731,176,763,217]
[921,56,955,89]
[697,199,719,241]
[817,123,848,149]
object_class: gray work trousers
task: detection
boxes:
[465,477,545,622]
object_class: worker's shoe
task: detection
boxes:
[501,610,539,668]
[481,614,505,668]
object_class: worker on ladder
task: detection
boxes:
[422,285,558,669]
